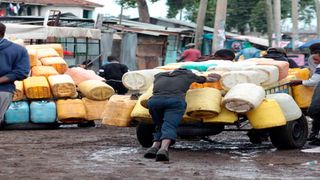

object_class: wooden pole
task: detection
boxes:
[315,0,320,38]
[212,0,227,53]
[195,0,208,50]
[291,0,299,51]
[265,0,274,47]
[273,0,281,47]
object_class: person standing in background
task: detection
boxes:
[0,22,30,126]
[98,56,128,95]
[177,43,201,62]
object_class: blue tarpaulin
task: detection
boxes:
[299,39,320,48]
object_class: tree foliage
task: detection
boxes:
[166,0,315,34]
[115,0,316,34]
[115,0,159,8]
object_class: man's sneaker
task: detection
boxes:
[156,149,169,162]
[309,138,320,146]
[144,147,159,159]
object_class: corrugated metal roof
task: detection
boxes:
[149,17,269,46]
[110,18,193,34]
[1,0,103,8]
[110,25,171,36]
[111,17,269,47]
[230,35,269,47]
[151,17,237,36]
[5,23,101,39]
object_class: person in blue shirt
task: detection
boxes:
[234,43,261,61]
[0,22,30,126]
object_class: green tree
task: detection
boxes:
[166,0,196,18]
[116,0,315,34]
[115,0,137,8]
[115,0,160,8]
[249,1,267,34]
[227,0,259,34]
[166,0,315,34]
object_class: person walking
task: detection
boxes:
[98,56,128,95]
[0,22,30,126]
[177,43,201,62]
[144,68,221,161]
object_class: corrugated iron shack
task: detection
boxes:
[105,18,195,70]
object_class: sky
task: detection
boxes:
[87,0,169,19]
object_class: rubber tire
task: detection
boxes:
[136,122,155,148]
[269,115,308,150]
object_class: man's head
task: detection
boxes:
[311,54,320,65]
[0,22,6,38]
[107,55,119,62]
[213,49,235,61]
[267,47,287,57]
[185,43,195,49]
[309,43,320,55]
[310,43,320,65]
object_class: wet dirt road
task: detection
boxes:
[0,122,319,179]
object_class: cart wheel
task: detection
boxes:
[269,115,308,149]
[136,122,155,148]
[78,121,95,128]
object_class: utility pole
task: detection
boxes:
[291,0,299,51]
[265,0,274,47]
[212,0,227,53]
[273,0,281,47]
[195,0,208,50]
[315,0,320,38]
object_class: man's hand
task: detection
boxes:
[290,80,303,86]
[0,76,11,84]
[207,73,221,82]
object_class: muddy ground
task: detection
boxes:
[0,121,319,180]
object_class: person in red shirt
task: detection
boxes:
[177,43,201,62]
